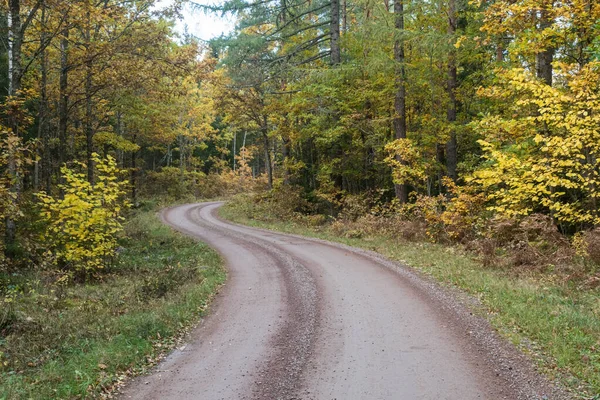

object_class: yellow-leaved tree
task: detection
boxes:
[37,154,130,280]
[469,63,600,228]
[384,138,429,190]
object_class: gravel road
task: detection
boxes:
[120,202,571,400]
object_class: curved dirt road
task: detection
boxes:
[120,202,568,400]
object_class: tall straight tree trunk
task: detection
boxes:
[393,0,408,203]
[342,0,347,33]
[536,5,554,85]
[179,135,185,172]
[436,143,445,193]
[58,20,70,176]
[5,0,23,254]
[131,132,138,206]
[84,2,94,184]
[8,0,22,100]
[85,59,94,184]
[282,136,291,185]
[262,116,273,189]
[330,0,341,65]
[39,0,51,193]
[446,0,458,181]
[232,131,237,171]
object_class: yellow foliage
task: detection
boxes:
[413,178,485,241]
[37,154,130,277]
[471,63,600,227]
[384,138,428,187]
[571,232,588,258]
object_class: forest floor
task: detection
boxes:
[220,199,600,398]
[0,202,225,399]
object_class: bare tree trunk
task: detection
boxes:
[5,0,23,254]
[536,6,554,86]
[179,135,185,172]
[39,0,51,193]
[8,0,22,99]
[282,136,291,185]
[85,59,95,184]
[436,143,445,193]
[496,41,504,62]
[131,132,138,207]
[116,110,124,167]
[393,0,408,203]
[232,131,237,171]
[262,116,273,189]
[5,0,44,254]
[58,21,69,174]
[342,0,347,33]
[330,0,341,65]
[446,0,458,181]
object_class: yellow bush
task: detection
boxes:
[412,179,485,242]
[37,154,130,278]
[472,63,600,227]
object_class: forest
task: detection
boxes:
[0,0,599,398]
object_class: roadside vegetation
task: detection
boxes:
[221,191,600,397]
[0,202,225,399]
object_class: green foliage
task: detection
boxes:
[0,208,225,399]
[142,157,264,201]
[0,132,34,264]
[37,155,130,278]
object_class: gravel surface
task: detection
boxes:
[119,202,572,400]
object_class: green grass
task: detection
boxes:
[0,205,226,399]
[220,200,600,398]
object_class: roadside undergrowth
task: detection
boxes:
[0,202,225,399]
[220,195,600,398]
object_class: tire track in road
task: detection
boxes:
[120,202,570,400]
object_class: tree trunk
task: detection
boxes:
[84,2,96,184]
[436,143,445,194]
[131,133,138,207]
[536,7,554,86]
[496,41,504,62]
[330,0,341,65]
[58,21,69,175]
[282,136,291,185]
[342,0,347,33]
[446,0,458,181]
[262,116,273,189]
[39,0,51,193]
[179,135,185,172]
[5,0,23,255]
[8,0,23,99]
[393,0,408,203]
[232,131,237,171]
[85,59,95,184]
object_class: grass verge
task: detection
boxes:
[0,203,225,399]
[220,198,600,398]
